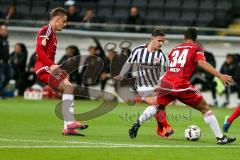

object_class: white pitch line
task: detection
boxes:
[1,145,240,148]
[0,138,132,146]
[0,138,240,148]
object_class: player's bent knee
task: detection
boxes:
[144,96,157,106]
[64,85,74,94]
[196,100,209,114]
[59,80,74,94]
[157,105,166,110]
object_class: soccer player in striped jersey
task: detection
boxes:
[114,29,173,138]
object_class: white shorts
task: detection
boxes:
[136,86,157,99]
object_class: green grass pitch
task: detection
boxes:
[0,98,239,160]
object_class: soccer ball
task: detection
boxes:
[184,125,201,141]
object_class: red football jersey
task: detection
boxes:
[35,24,57,73]
[161,42,205,90]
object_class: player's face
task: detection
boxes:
[56,15,67,31]
[152,36,165,50]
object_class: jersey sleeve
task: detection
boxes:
[119,61,132,77]
[195,46,205,62]
[36,28,55,67]
[127,47,139,63]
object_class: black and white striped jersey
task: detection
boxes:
[127,44,167,87]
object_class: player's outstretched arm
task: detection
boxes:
[114,47,138,81]
[198,60,233,86]
[113,61,132,81]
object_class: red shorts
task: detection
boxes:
[37,69,68,91]
[156,86,203,108]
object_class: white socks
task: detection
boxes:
[203,110,223,138]
[138,105,157,124]
[62,94,75,129]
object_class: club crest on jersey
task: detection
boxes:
[197,51,204,55]
[153,57,160,65]
[42,38,47,46]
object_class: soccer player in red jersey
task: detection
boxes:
[223,105,240,133]
[129,28,236,144]
[35,7,88,136]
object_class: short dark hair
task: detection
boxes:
[184,28,198,41]
[50,7,67,19]
[152,29,165,37]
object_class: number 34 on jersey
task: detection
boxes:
[169,49,189,72]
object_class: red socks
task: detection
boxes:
[155,110,171,128]
[228,105,240,123]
